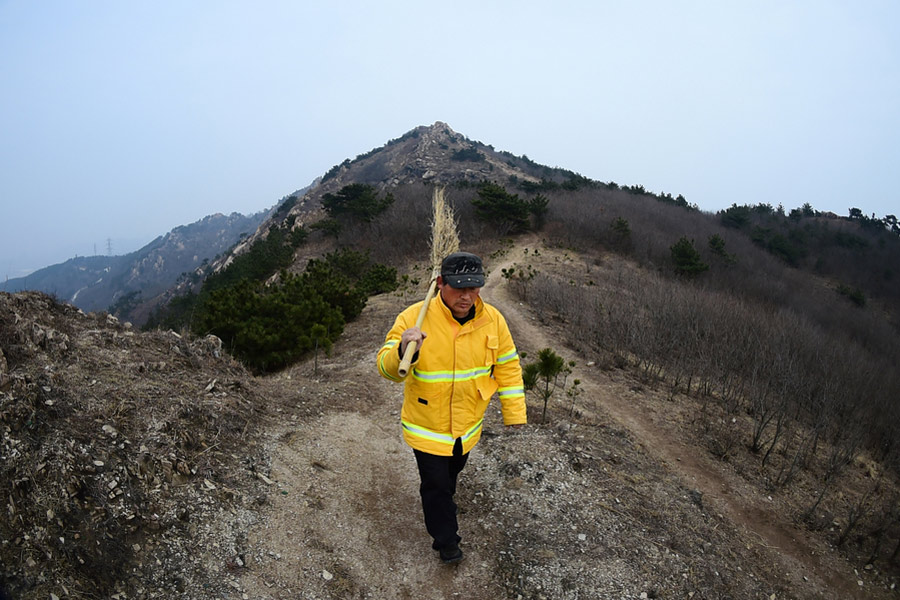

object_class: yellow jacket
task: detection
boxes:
[377,293,527,456]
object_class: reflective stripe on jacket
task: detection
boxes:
[377,293,527,456]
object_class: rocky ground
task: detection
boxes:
[2,240,899,599]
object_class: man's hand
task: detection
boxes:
[400,327,426,356]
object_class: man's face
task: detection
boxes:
[439,278,481,319]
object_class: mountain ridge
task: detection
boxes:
[3,210,270,320]
[3,121,900,598]
[213,122,585,269]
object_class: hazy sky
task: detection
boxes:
[2,1,898,279]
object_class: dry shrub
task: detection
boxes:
[517,246,900,567]
[521,250,900,472]
[341,183,490,268]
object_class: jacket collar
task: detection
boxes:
[433,294,491,330]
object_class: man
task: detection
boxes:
[377,251,527,564]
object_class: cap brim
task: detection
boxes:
[444,274,485,288]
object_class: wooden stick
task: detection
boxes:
[397,275,438,377]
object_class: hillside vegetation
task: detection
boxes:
[153,165,900,573]
[5,122,899,597]
[313,178,900,575]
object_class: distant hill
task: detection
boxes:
[2,211,269,322]
[210,121,596,269]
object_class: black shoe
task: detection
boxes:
[439,544,463,564]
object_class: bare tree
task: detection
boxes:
[804,415,865,522]
[837,475,881,547]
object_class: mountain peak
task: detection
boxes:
[209,122,578,281]
[306,121,540,199]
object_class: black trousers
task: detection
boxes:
[413,438,469,550]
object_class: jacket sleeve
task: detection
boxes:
[377,303,420,382]
[493,311,527,425]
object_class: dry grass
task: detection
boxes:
[429,186,460,275]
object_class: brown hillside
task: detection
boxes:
[3,236,896,598]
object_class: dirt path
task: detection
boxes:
[230,240,876,599]
[237,291,514,599]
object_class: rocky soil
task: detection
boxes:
[2,240,899,599]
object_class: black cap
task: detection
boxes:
[440,252,485,288]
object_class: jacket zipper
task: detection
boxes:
[450,324,458,438]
